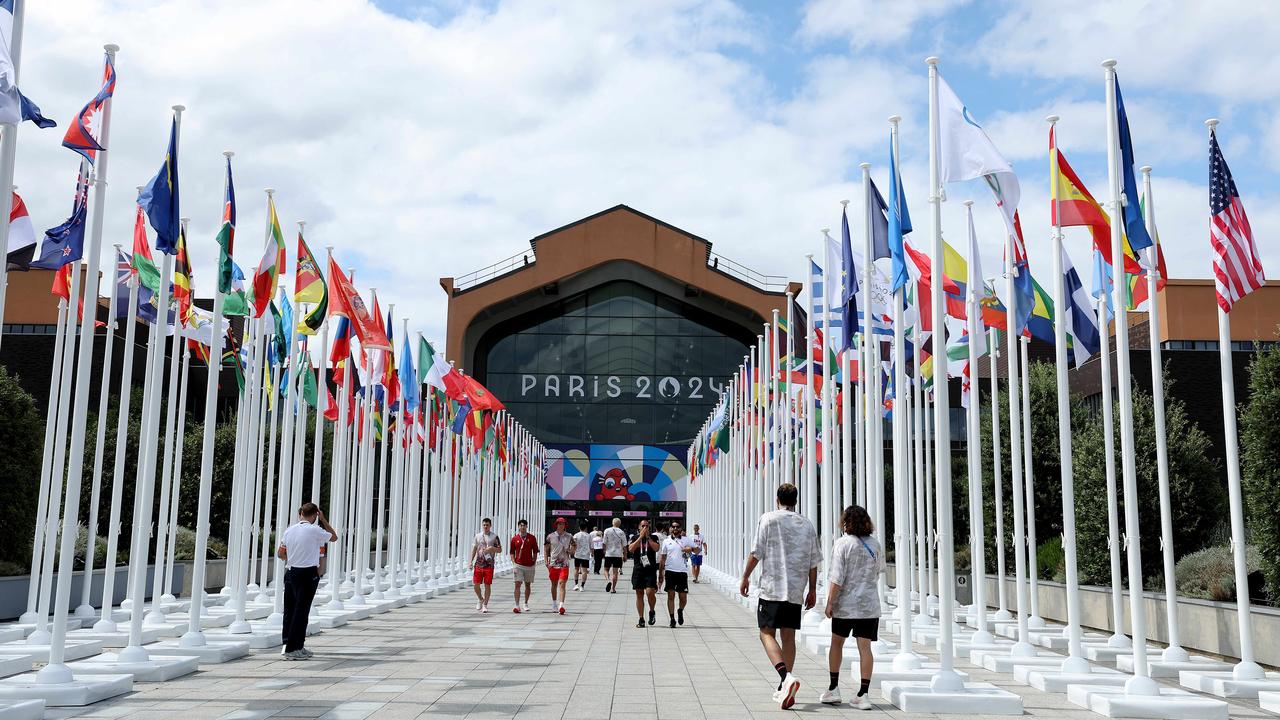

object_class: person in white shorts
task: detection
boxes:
[602,518,626,593]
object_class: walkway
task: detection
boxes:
[42,570,1277,719]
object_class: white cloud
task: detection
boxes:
[798,0,965,49]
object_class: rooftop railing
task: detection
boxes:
[452,250,535,292]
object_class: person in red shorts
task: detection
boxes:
[510,519,539,613]
[544,517,575,615]
[470,517,502,613]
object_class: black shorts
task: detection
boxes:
[664,571,688,594]
[604,556,623,569]
[831,617,879,640]
[757,599,802,630]
[574,558,590,569]
[631,566,658,591]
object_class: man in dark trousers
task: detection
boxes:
[276,503,337,660]
[628,519,661,628]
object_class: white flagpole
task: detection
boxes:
[183,151,233,646]
[146,282,187,624]
[229,316,267,632]
[1205,117,1264,682]
[95,249,139,632]
[989,325,1010,621]
[860,162,887,604]
[119,104,182,664]
[386,316,409,596]
[1045,116,1089,671]
[371,305,393,599]
[312,315,329,505]
[39,47,120,678]
[1005,215,1033,656]
[925,56,961,685]
[1138,165,1187,664]
[963,203,992,644]
[804,258,819,547]
[161,333,192,603]
[1103,59,1156,692]
[76,261,121,618]
[911,332,929,622]
[0,0,27,353]
[1019,334,1042,628]
[889,114,920,672]
[785,294,796,496]
[1094,286,1127,648]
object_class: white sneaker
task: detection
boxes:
[819,688,842,705]
[779,673,800,710]
[481,605,488,614]
[522,603,530,613]
[854,694,872,710]
[475,601,482,611]
[574,585,582,592]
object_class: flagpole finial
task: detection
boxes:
[840,199,849,208]
[925,56,939,67]
[298,220,306,231]
[1140,165,1152,175]
[172,104,185,113]
[113,243,121,250]
[963,200,974,208]
[223,150,234,159]
[888,115,901,125]
[265,188,275,196]
[1045,114,1059,124]
[1205,118,1220,129]
[1101,59,1117,69]
[104,43,119,54]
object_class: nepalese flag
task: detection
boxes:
[251,194,285,317]
[30,165,90,270]
[1209,128,1264,312]
[216,155,236,294]
[294,229,327,335]
[138,114,180,255]
[5,191,36,270]
[62,52,117,164]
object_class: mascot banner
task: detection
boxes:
[543,444,687,502]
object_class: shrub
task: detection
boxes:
[1036,537,1065,583]
[170,526,228,562]
[0,366,44,571]
[1242,345,1280,603]
[1175,545,1262,602]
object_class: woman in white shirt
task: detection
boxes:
[821,505,884,709]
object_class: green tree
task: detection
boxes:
[0,366,45,570]
[1072,377,1223,586]
[1241,346,1280,602]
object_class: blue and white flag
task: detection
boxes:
[1063,245,1101,368]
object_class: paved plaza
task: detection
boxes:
[32,572,1277,720]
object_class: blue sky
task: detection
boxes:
[17,0,1279,349]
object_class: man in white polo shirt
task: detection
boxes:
[276,503,337,660]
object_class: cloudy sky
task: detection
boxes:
[13,0,1280,353]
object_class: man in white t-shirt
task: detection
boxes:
[602,518,626,593]
[276,503,337,660]
[469,517,502,613]
[739,483,819,710]
[658,521,696,628]
[571,523,593,592]
[689,524,708,584]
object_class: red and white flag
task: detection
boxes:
[1209,129,1264,312]
[5,191,36,270]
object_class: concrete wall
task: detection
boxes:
[887,565,1280,668]
[1,564,185,621]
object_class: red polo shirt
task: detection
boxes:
[510,532,539,567]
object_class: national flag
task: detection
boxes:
[215,155,236,294]
[330,316,352,366]
[1008,213,1034,336]
[62,51,116,164]
[1091,247,1115,322]
[323,381,339,422]
[1208,128,1264,312]
[172,225,194,326]
[867,177,891,261]
[979,280,1007,331]
[19,93,53,128]
[138,114,181,255]
[5,191,35,270]
[888,138,913,293]
[325,256,390,351]
[422,338,452,391]
[51,263,70,301]
[0,1,53,128]
[1061,243,1101,368]
[223,260,250,316]
[450,401,470,435]
[400,333,420,414]
[809,258,827,332]
[251,194,285,317]
[821,233,848,338]
[964,205,988,357]
[30,165,89,270]
[1113,76,1153,252]
[294,229,327,335]
[131,204,160,291]
[1026,275,1056,345]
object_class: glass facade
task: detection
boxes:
[478,280,754,446]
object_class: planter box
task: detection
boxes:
[0,564,185,621]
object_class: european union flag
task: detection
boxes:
[138,115,180,255]
[1114,77,1152,252]
[839,204,857,352]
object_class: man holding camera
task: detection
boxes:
[276,503,337,660]
[627,519,661,628]
[658,521,695,628]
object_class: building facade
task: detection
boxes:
[441,205,801,532]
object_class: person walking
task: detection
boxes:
[628,519,661,628]
[591,528,605,575]
[572,522,593,592]
[821,505,884,708]
[739,483,820,710]
[544,517,574,615]
[658,521,694,628]
[470,517,502,613]
[510,519,539,614]
[689,523,708,584]
[276,503,337,660]
[602,518,626,593]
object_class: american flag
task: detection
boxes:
[1210,129,1264,312]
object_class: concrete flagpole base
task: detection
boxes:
[1116,653,1230,678]
[1084,642,1159,663]
[1067,683,1227,719]
[0,698,44,719]
[0,673,132,707]
[65,626,163,648]
[0,641,103,664]
[0,657,34,680]
[970,648,1064,674]
[881,680,1023,715]
[0,633,20,646]
[868,663,967,688]
[143,637,252,662]
[1178,669,1280,699]
[4,619,84,638]
[1258,690,1280,714]
[1029,628,1110,650]
[1014,662,1128,693]
[66,652,198,682]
